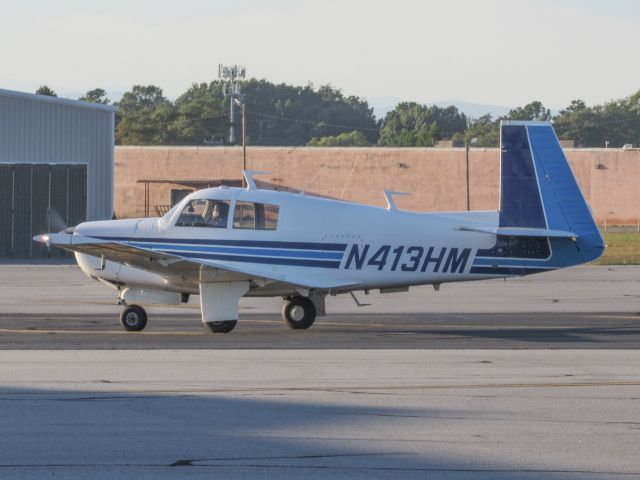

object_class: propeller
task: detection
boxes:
[47,207,67,232]
[34,208,75,253]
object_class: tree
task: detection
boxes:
[114,85,175,145]
[459,114,500,147]
[170,82,226,145]
[117,85,166,113]
[307,130,370,146]
[79,88,110,104]
[506,101,551,121]
[112,79,378,146]
[566,99,586,112]
[241,80,378,146]
[554,92,640,147]
[378,103,467,146]
[35,85,57,97]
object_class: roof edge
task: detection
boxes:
[0,88,117,112]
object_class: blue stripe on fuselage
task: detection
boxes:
[177,251,341,269]
[125,242,344,260]
[94,236,348,252]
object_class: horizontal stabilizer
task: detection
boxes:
[458,226,578,238]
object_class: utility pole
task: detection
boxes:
[465,136,478,211]
[241,102,247,172]
[218,64,247,184]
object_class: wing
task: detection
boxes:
[35,232,359,291]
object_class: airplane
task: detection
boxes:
[34,121,605,333]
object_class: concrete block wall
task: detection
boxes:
[115,146,640,225]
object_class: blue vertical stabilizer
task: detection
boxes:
[498,121,604,265]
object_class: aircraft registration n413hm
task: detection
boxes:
[35,121,605,333]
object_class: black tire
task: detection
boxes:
[282,297,316,330]
[120,305,147,332]
[205,320,237,334]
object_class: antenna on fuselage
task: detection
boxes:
[383,190,412,211]
[242,170,270,190]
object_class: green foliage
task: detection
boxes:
[554,91,640,147]
[170,82,226,145]
[35,85,57,97]
[307,130,369,146]
[106,79,640,148]
[378,103,467,146]
[115,85,176,145]
[454,101,552,148]
[507,101,551,121]
[242,80,377,146]
[463,114,500,147]
[112,80,376,146]
[79,88,110,104]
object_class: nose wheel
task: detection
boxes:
[282,296,316,329]
[120,305,148,332]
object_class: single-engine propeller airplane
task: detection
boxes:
[35,121,604,333]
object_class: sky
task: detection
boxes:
[1,0,639,116]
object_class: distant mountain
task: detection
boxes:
[369,96,512,120]
[431,100,512,119]
[369,97,562,121]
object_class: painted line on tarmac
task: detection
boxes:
[0,322,623,336]
[3,380,639,396]
[0,328,206,336]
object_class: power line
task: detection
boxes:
[248,111,379,132]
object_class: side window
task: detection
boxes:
[233,202,279,230]
[233,201,256,229]
[259,203,279,230]
[175,199,230,228]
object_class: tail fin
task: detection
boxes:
[499,121,604,264]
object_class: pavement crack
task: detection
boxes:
[169,452,413,467]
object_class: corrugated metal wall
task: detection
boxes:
[0,164,87,258]
[0,90,114,221]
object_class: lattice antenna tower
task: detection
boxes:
[218,64,246,144]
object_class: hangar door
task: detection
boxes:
[0,164,87,259]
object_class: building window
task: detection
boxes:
[233,202,279,230]
[175,199,231,228]
[171,189,193,206]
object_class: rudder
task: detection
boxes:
[499,121,604,264]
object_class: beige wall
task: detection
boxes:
[115,146,640,224]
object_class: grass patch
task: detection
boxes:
[595,231,640,265]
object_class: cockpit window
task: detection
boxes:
[233,202,279,230]
[175,199,231,228]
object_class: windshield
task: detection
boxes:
[175,199,231,228]
[160,202,184,225]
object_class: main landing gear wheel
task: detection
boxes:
[120,305,148,332]
[282,296,316,330]
[205,320,237,334]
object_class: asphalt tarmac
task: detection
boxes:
[1,265,639,479]
[1,350,638,479]
[1,310,640,349]
[0,264,639,349]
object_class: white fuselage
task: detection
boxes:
[75,187,500,297]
